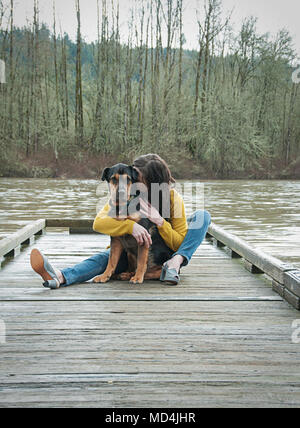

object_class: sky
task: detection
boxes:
[7,0,300,58]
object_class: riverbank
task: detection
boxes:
[1,150,300,180]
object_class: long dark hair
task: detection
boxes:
[133,154,175,187]
[133,154,175,219]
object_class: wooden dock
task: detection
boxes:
[0,219,300,408]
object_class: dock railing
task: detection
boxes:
[207,223,300,310]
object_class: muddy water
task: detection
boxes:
[0,178,299,268]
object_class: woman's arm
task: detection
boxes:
[139,189,188,252]
[93,203,152,247]
[157,189,188,252]
[93,203,135,236]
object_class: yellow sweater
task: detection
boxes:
[93,189,188,252]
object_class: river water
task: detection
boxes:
[0,178,299,268]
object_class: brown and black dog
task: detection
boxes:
[93,163,173,284]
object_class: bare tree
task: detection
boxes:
[7,0,13,139]
[75,0,84,141]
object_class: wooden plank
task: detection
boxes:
[5,244,21,258]
[272,272,300,310]
[284,270,300,297]
[0,295,283,302]
[224,247,242,259]
[244,259,264,274]
[0,226,300,407]
[21,236,35,246]
[34,229,45,236]
[69,228,98,234]
[0,381,299,408]
[208,223,295,284]
[2,372,300,385]
[0,299,299,407]
[284,288,300,310]
[0,243,277,297]
[0,220,46,258]
[0,299,292,315]
[46,219,94,229]
[213,238,226,248]
[0,283,278,297]
[272,280,285,298]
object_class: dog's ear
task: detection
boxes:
[129,166,139,183]
[101,167,111,182]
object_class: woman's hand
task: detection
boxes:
[139,199,164,227]
[132,223,152,248]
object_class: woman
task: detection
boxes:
[30,154,211,287]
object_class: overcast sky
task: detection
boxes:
[9,0,300,57]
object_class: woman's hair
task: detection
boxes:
[132,154,175,188]
[132,154,175,219]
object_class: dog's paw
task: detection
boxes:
[129,275,145,285]
[117,272,135,281]
[93,274,111,283]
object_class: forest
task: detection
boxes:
[0,0,299,179]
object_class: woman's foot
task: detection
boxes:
[30,249,65,289]
[164,255,184,274]
[160,255,184,286]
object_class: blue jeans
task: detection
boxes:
[173,209,211,266]
[61,210,211,286]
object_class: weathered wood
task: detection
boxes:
[0,298,300,407]
[225,247,242,259]
[5,244,21,258]
[213,238,226,248]
[244,259,264,274]
[0,294,282,302]
[34,229,45,236]
[0,380,299,408]
[208,223,295,284]
[0,219,46,258]
[21,236,35,246]
[284,288,300,310]
[45,219,295,286]
[272,280,285,298]
[284,270,300,297]
[0,226,300,408]
[69,228,97,234]
[46,219,94,229]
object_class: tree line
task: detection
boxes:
[0,0,299,178]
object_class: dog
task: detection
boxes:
[93,163,173,284]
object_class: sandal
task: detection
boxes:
[30,249,60,289]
